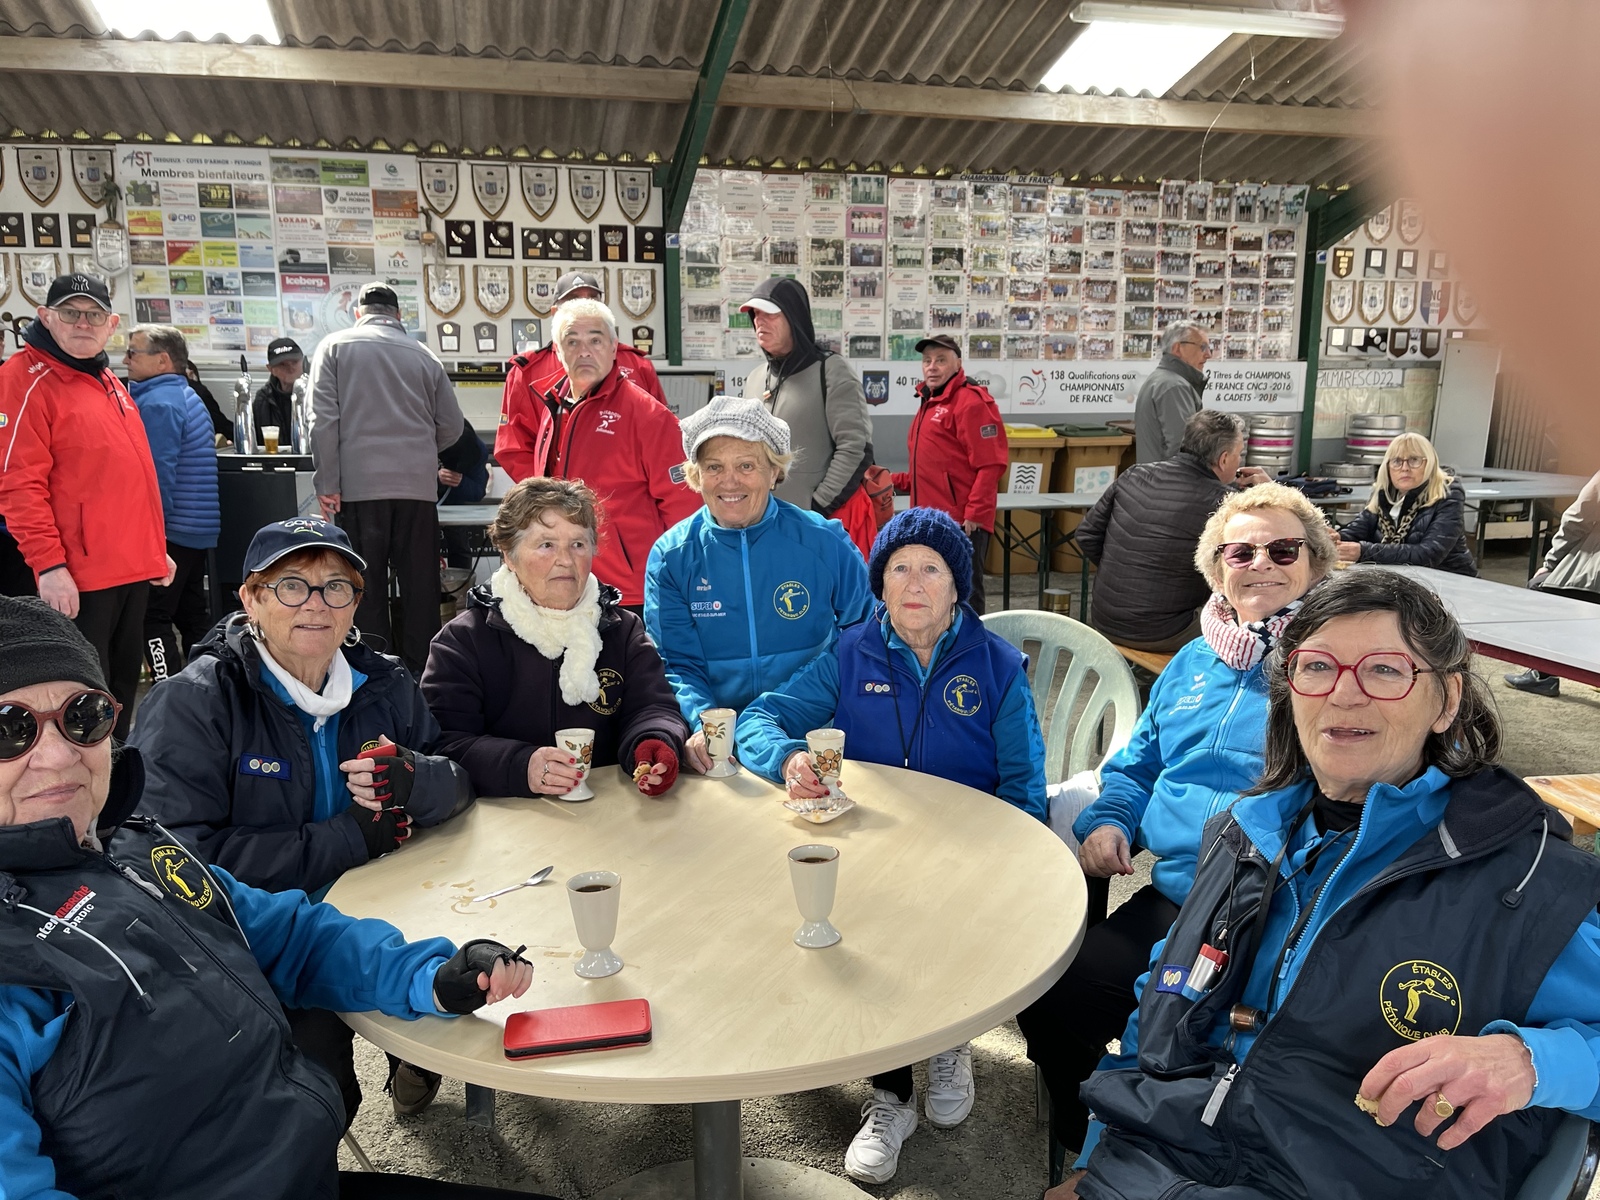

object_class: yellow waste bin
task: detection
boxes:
[984,427,1066,575]
[1050,431,1135,574]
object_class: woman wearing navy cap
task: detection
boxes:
[128,517,473,1123]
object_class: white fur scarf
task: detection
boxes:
[489,565,604,706]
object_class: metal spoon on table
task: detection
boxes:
[469,865,555,903]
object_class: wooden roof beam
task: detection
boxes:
[0,36,1374,140]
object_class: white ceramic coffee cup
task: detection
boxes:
[805,727,846,793]
[567,870,623,977]
[553,727,595,800]
[788,844,841,948]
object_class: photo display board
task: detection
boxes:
[679,170,1310,365]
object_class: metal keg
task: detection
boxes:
[1249,413,1300,432]
[1321,462,1377,484]
[1346,413,1408,432]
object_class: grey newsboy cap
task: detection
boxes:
[680,396,792,461]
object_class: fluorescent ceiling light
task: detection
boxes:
[91,0,281,42]
[1041,21,1230,95]
[1070,2,1345,40]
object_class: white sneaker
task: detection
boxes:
[925,1044,975,1128]
[844,1088,918,1183]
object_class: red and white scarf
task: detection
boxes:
[1200,592,1303,672]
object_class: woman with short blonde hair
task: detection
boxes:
[1336,430,1477,576]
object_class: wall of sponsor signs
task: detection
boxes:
[679,170,1311,366]
[0,144,664,365]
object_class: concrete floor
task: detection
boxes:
[332,543,1600,1197]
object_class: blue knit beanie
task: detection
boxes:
[867,507,973,604]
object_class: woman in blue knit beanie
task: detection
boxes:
[737,505,1048,1183]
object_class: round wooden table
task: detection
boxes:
[327,760,1084,1199]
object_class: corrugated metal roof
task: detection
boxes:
[0,0,1378,184]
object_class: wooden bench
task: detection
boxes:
[1527,774,1600,846]
[1113,645,1175,676]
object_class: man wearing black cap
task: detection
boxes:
[495,270,666,481]
[308,282,463,674]
[252,335,304,442]
[0,273,174,736]
[889,334,1008,613]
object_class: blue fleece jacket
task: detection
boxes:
[1079,768,1600,1163]
[129,373,219,550]
[0,867,454,1199]
[736,608,1049,820]
[1072,635,1268,904]
[645,495,873,724]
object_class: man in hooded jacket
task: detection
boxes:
[739,278,875,555]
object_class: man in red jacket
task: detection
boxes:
[891,335,1009,614]
[496,271,666,482]
[0,274,174,735]
[521,298,696,611]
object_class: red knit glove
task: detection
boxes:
[631,739,679,797]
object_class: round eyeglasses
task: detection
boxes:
[261,577,363,609]
[1285,649,1436,701]
[0,690,121,761]
[1216,538,1306,569]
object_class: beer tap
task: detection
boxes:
[231,353,257,455]
[290,375,310,454]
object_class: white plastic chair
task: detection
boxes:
[981,610,1141,782]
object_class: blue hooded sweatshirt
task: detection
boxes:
[645,494,872,723]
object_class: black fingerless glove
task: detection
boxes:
[346,801,413,860]
[367,743,417,810]
[434,939,531,1014]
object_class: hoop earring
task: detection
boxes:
[344,625,361,648]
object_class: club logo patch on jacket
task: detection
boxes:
[150,844,215,910]
[943,675,981,716]
[588,668,624,715]
[774,581,810,620]
[1379,960,1461,1040]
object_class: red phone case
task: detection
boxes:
[504,999,652,1059]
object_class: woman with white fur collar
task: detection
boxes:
[421,477,688,801]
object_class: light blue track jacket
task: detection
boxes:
[645,495,872,723]
[1073,634,1269,905]
[129,372,219,550]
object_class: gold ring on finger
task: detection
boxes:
[1433,1094,1455,1119]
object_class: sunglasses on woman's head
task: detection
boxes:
[1216,538,1306,568]
[0,690,121,761]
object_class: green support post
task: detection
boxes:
[654,0,752,364]
[1295,187,1382,475]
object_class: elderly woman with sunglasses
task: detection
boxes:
[1019,483,1337,1183]
[0,596,548,1200]
[128,517,472,1123]
[1055,569,1600,1200]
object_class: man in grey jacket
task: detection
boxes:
[739,278,873,526]
[1505,466,1600,696]
[1134,322,1212,464]
[310,283,462,674]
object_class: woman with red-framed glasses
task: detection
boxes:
[0,595,555,1200]
[1057,568,1600,1200]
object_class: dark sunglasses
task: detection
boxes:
[0,690,121,761]
[1216,538,1306,568]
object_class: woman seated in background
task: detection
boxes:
[1336,431,1477,576]
[737,507,1047,1185]
[645,396,871,771]
[0,595,545,1200]
[130,516,474,1123]
[1017,482,1336,1185]
[422,477,687,800]
[1055,569,1600,1200]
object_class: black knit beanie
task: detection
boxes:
[0,596,109,695]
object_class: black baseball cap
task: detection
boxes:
[243,517,367,575]
[915,334,962,356]
[554,271,602,302]
[46,273,113,312]
[266,337,303,365]
[356,282,399,309]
